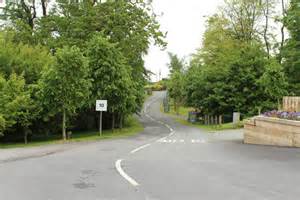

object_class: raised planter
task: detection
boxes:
[244,116,300,147]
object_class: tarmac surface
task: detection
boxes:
[1,91,300,200]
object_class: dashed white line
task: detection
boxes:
[130,144,151,154]
[115,159,139,187]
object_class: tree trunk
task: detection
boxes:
[62,109,67,141]
[24,129,28,144]
[112,113,115,132]
[278,0,286,64]
[263,0,270,59]
[119,114,123,129]
[41,0,47,16]
[175,99,179,115]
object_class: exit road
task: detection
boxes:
[1,91,300,200]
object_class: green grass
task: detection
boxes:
[160,103,193,118]
[168,106,194,117]
[161,102,244,131]
[0,116,143,149]
[175,118,244,131]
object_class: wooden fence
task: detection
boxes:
[283,97,300,112]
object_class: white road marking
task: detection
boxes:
[115,159,139,187]
[130,144,151,154]
[157,136,167,142]
[169,131,175,137]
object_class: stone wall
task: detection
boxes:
[244,116,300,147]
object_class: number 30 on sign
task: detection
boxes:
[96,100,107,112]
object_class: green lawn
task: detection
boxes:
[162,102,244,131]
[0,116,143,149]
[175,118,244,131]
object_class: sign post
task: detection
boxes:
[96,100,107,136]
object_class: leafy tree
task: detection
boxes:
[0,32,54,84]
[167,53,185,74]
[167,53,185,115]
[0,115,5,137]
[168,71,184,115]
[282,0,300,95]
[39,46,91,140]
[183,13,285,117]
[0,73,37,143]
[222,0,264,41]
[259,59,288,108]
[86,34,136,130]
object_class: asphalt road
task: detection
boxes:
[1,91,300,200]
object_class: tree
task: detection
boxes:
[0,32,54,84]
[86,34,136,130]
[259,59,288,108]
[0,115,5,137]
[168,71,184,115]
[183,12,284,117]
[39,46,91,140]
[167,53,185,74]
[222,0,264,41]
[282,0,300,95]
[0,73,37,144]
[167,53,185,115]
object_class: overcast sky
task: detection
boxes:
[144,0,225,81]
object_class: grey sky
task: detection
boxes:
[144,0,225,81]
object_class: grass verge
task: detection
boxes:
[174,118,244,131]
[161,103,244,131]
[0,116,143,149]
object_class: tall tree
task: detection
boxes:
[0,73,37,144]
[259,59,288,108]
[167,53,185,115]
[223,0,264,41]
[39,46,91,140]
[282,0,300,95]
[86,34,136,131]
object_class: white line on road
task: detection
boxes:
[115,159,139,187]
[169,131,175,137]
[130,144,151,154]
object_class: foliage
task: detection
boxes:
[146,81,167,92]
[282,0,300,95]
[0,115,5,136]
[183,11,288,117]
[0,0,165,143]
[167,53,185,115]
[86,34,137,128]
[39,46,91,140]
[259,59,288,105]
[0,73,37,142]
[0,32,54,84]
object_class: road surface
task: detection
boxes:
[1,91,300,200]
